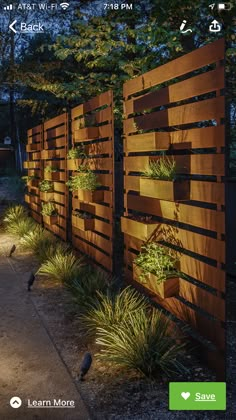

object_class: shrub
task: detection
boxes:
[96,309,188,378]
[134,242,179,284]
[41,202,57,216]
[3,204,28,225]
[67,145,87,159]
[39,180,53,192]
[80,286,148,334]
[67,268,111,313]
[66,170,100,192]
[37,251,84,283]
[5,217,36,237]
[142,156,177,181]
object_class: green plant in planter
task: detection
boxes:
[66,170,100,192]
[44,165,58,173]
[21,175,37,183]
[67,144,87,159]
[134,242,179,284]
[74,210,93,219]
[142,156,177,181]
[41,202,57,216]
[39,180,53,192]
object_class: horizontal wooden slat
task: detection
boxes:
[71,91,112,119]
[124,176,224,204]
[72,198,112,220]
[123,38,224,97]
[179,279,225,321]
[126,249,225,292]
[45,138,66,148]
[124,97,224,134]
[124,154,224,176]
[124,125,225,152]
[73,108,112,130]
[44,113,67,130]
[27,125,42,136]
[72,227,112,254]
[126,194,224,233]
[73,124,112,142]
[72,236,112,271]
[125,67,224,116]
[124,224,225,262]
[45,125,66,139]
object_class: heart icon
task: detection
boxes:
[181,392,190,400]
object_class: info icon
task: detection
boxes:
[10,397,22,408]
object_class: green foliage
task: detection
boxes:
[5,217,36,238]
[44,165,58,173]
[20,225,55,256]
[67,268,111,313]
[80,286,148,335]
[142,157,177,181]
[96,309,187,378]
[66,170,100,192]
[39,180,54,192]
[21,175,36,183]
[37,251,84,284]
[74,210,93,219]
[3,205,28,225]
[41,202,57,216]
[67,145,87,159]
[134,243,179,284]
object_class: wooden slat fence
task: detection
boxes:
[70,90,114,271]
[122,38,225,376]
[24,124,43,223]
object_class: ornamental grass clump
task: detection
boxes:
[41,202,57,216]
[142,156,177,181]
[3,205,36,237]
[3,204,28,225]
[20,226,56,258]
[134,242,179,284]
[37,250,84,284]
[67,268,111,313]
[96,308,188,378]
[66,170,100,192]
[80,286,148,335]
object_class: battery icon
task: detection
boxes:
[218,3,233,10]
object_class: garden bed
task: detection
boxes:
[43,214,58,225]
[72,214,94,231]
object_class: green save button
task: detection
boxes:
[169,382,226,410]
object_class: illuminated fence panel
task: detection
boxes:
[41,113,69,241]
[70,90,114,271]
[25,124,43,223]
[122,38,225,377]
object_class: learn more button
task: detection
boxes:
[169,382,226,410]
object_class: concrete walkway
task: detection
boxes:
[0,256,90,420]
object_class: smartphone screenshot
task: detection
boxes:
[0,0,235,419]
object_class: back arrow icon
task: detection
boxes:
[9,20,17,33]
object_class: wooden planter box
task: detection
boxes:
[76,127,99,141]
[40,191,54,201]
[43,214,58,225]
[77,189,104,203]
[139,178,190,201]
[26,143,39,152]
[41,149,58,160]
[44,172,60,181]
[27,179,39,188]
[133,264,179,299]
[72,214,94,231]
[67,159,83,171]
[121,217,158,241]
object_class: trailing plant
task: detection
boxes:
[80,286,148,335]
[39,180,54,192]
[44,165,58,173]
[21,175,37,183]
[142,156,177,181]
[66,170,100,192]
[67,145,87,159]
[37,251,84,283]
[96,308,188,378]
[134,242,179,284]
[41,202,57,216]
